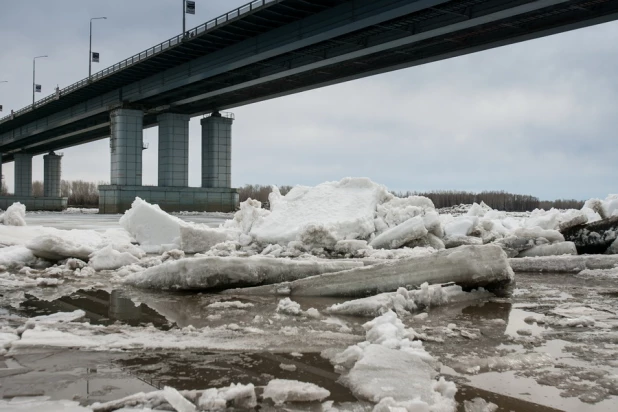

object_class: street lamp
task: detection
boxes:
[183,1,196,37]
[89,17,107,78]
[33,55,48,106]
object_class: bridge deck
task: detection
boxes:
[1,0,617,161]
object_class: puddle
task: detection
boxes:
[1,270,617,410]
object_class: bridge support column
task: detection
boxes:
[99,111,239,214]
[43,152,62,197]
[110,109,143,186]
[157,113,189,187]
[14,153,33,197]
[201,112,232,189]
[0,151,67,210]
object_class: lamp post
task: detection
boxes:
[89,17,107,78]
[183,1,195,37]
[33,55,48,106]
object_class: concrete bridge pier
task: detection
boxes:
[201,111,232,189]
[43,152,62,197]
[14,153,33,197]
[99,110,238,214]
[158,113,189,187]
[0,152,67,211]
[110,109,144,186]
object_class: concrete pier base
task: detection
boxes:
[43,152,63,197]
[0,197,67,211]
[98,185,238,214]
[14,153,33,197]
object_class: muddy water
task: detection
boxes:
[2,270,617,411]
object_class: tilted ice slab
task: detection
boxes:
[10,319,359,354]
[119,197,185,252]
[91,383,257,412]
[120,197,240,254]
[326,283,493,317]
[262,379,330,405]
[0,397,90,412]
[124,256,364,290]
[369,216,428,250]
[516,242,577,258]
[228,245,513,297]
[250,178,390,245]
[509,254,618,273]
[0,245,38,268]
[25,228,136,261]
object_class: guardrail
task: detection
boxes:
[0,0,280,125]
[203,111,235,120]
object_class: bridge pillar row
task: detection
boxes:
[201,112,233,189]
[14,153,33,197]
[43,152,63,197]
[110,109,143,186]
[158,113,190,187]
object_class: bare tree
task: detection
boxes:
[32,181,44,197]
[1,178,8,196]
[238,184,293,207]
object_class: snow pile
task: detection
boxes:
[2,202,27,226]
[326,283,492,317]
[262,379,330,405]
[113,179,612,260]
[328,310,457,411]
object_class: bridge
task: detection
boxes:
[1,0,616,212]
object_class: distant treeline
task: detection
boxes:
[0,180,585,211]
[33,180,103,207]
[393,190,584,212]
[238,184,293,205]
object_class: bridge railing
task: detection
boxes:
[0,0,280,125]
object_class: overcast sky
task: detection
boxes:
[1,0,617,201]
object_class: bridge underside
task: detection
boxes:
[0,0,615,212]
[1,0,615,160]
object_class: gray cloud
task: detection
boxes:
[1,1,617,201]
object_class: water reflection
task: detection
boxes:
[14,289,171,328]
